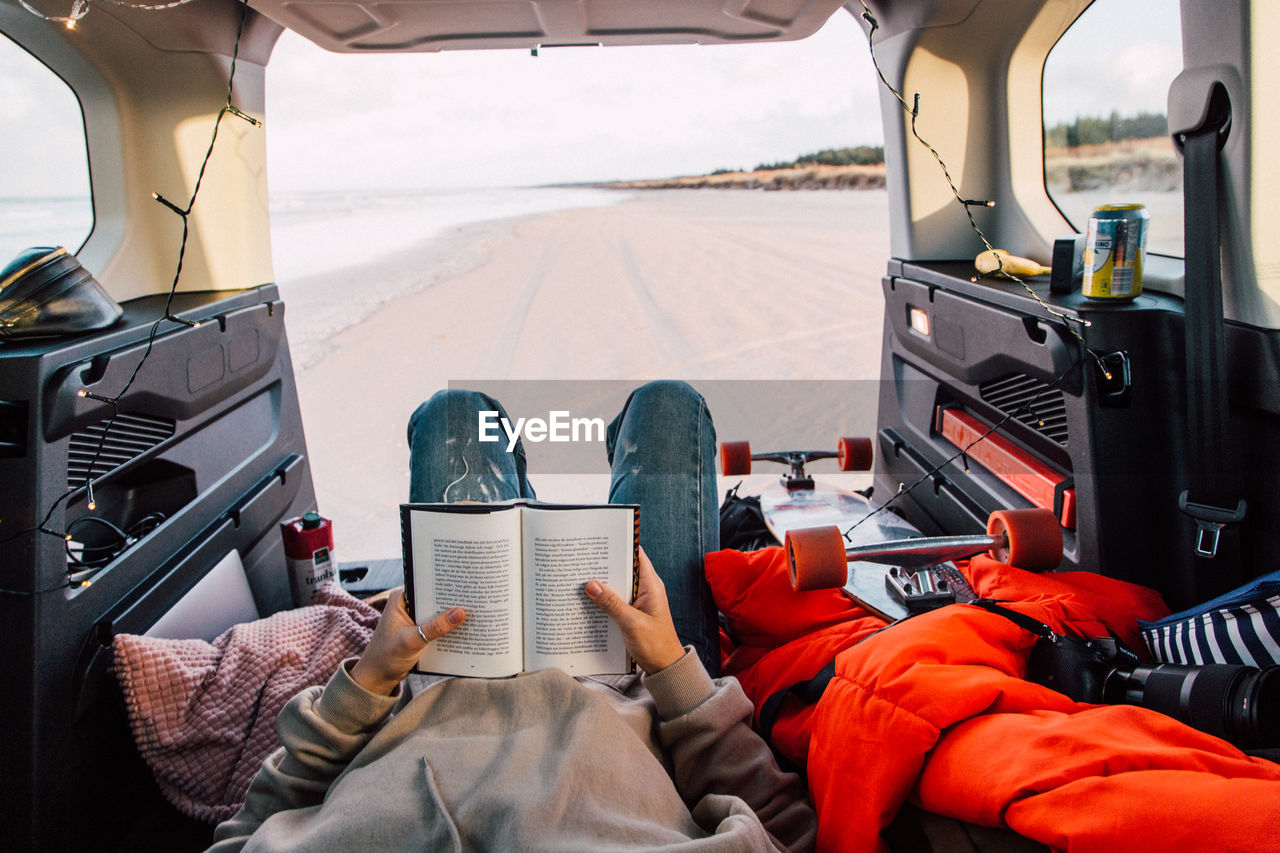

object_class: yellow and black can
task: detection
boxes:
[1081,203,1149,300]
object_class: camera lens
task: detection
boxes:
[1102,663,1279,749]
[1242,666,1280,747]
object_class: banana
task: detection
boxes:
[974,248,1051,278]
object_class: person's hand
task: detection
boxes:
[585,547,685,674]
[349,588,466,695]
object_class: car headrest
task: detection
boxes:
[0,247,123,339]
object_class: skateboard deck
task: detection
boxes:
[759,482,931,622]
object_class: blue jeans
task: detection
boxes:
[407,381,721,675]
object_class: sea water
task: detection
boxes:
[0,186,623,369]
[0,196,95,265]
[269,186,622,282]
[269,186,625,369]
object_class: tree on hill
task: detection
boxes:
[1045,111,1168,148]
[753,145,885,171]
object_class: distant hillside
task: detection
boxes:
[1044,112,1180,192]
[612,112,1174,192]
[610,162,885,191]
[1046,136,1180,193]
[607,144,885,190]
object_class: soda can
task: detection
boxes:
[1081,204,1148,300]
[281,511,336,605]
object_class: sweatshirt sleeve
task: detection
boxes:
[643,650,817,853]
[207,659,400,852]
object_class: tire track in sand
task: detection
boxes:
[475,227,572,376]
[602,216,697,364]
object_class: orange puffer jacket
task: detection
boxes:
[705,547,1280,853]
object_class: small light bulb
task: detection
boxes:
[192,321,201,328]
[65,18,76,29]
[77,389,87,397]
[65,534,73,541]
[87,501,96,511]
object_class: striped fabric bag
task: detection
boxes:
[1139,569,1280,667]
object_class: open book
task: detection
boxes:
[401,501,639,677]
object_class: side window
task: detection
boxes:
[0,35,93,264]
[1042,0,1183,256]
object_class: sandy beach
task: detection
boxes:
[285,189,892,558]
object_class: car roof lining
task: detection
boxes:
[245,0,849,53]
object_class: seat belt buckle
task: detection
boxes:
[1178,491,1247,558]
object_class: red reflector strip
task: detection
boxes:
[936,408,1075,529]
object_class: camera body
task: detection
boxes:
[1028,632,1135,703]
[1027,630,1279,749]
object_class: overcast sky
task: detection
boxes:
[262,10,880,191]
[2,0,1182,197]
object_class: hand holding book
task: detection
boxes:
[584,547,685,674]
[350,591,468,695]
[350,546,684,695]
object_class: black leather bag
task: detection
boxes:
[0,247,122,339]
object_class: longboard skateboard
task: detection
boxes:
[719,439,1063,621]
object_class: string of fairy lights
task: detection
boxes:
[15,0,201,30]
[856,0,1111,382]
[0,0,259,592]
[837,1,1106,537]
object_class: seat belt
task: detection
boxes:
[1175,81,1245,596]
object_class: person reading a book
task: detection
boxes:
[211,381,816,852]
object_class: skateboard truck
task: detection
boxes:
[719,438,873,491]
[784,508,1063,612]
[886,565,963,614]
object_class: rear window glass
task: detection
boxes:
[1042,0,1183,256]
[0,35,93,265]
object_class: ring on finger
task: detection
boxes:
[417,625,428,644]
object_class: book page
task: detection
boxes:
[521,506,636,675]
[405,506,523,677]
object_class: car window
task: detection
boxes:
[0,35,93,266]
[1042,0,1183,256]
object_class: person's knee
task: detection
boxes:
[629,379,700,407]
[608,380,714,469]
[624,381,708,429]
[407,389,497,447]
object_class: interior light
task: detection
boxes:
[908,307,931,338]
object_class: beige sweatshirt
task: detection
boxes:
[209,650,816,851]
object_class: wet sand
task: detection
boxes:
[287,189,892,558]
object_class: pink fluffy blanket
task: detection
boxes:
[112,583,379,823]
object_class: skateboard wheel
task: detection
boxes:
[720,441,752,476]
[986,508,1062,572]
[837,437,873,472]
[785,526,848,591]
